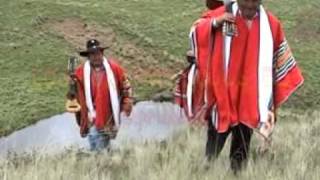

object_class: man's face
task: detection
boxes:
[88,50,104,66]
[237,0,261,19]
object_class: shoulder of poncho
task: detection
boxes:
[192,7,225,27]
[266,10,281,25]
[73,64,85,81]
[107,57,124,74]
[107,57,120,67]
[265,10,283,39]
[201,6,225,18]
[75,64,85,74]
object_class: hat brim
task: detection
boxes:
[79,47,108,57]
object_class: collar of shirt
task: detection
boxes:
[238,10,259,19]
[238,10,259,29]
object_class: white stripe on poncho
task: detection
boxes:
[84,57,121,128]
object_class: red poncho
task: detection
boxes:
[176,6,304,132]
[75,58,132,136]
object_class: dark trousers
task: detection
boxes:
[206,117,253,173]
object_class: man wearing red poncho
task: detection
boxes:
[74,39,133,151]
[176,0,304,173]
[175,0,227,120]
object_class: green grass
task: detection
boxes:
[1,109,320,180]
[0,0,319,136]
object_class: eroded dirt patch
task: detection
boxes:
[48,18,178,99]
[50,18,174,76]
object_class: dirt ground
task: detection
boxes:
[49,18,177,82]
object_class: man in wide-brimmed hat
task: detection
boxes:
[73,39,133,151]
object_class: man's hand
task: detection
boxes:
[215,13,235,27]
[122,102,132,117]
[68,73,78,84]
[256,111,275,154]
[186,50,195,64]
[259,111,275,138]
[189,105,208,126]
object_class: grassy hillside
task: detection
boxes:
[1,109,320,180]
[0,0,319,136]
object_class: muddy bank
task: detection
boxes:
[0,101,187,158]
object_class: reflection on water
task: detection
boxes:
[0,101,187,158]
